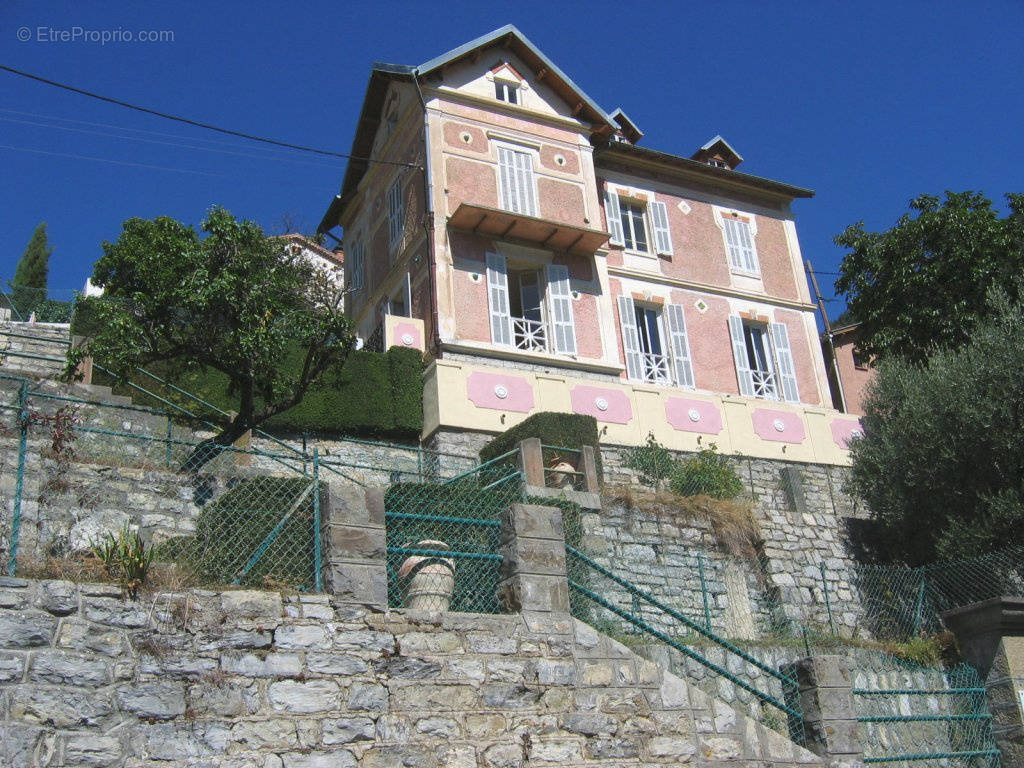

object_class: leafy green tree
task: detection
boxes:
[834,192,1024,363]
[9,222,53,318]
[848,290,1024,565]
[68,207,353,470]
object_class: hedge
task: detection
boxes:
[479,411,602,479]
[89,345,423,440]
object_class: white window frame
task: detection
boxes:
[604,185,673,257]
[387,178,403,251]
[495,141,539,217]
[727,314,800,403]
[494,79,520,105]
[714,207,760,275]
[617,296,693,388]
[384,272,412,317]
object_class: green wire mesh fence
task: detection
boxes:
[852,652,1000,767]
[384,451,523,613]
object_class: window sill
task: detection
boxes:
[730,267,762,279]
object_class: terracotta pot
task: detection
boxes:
[398,539,455,611]
[548,460,577,489]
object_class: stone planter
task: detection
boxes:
[397,539,456,611]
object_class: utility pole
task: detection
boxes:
[806,260,847,413]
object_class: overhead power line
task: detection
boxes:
[0,63,419,169]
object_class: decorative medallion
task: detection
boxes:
[773,419,786,432]
[688,408,701,423]
[401,333,414,346]
[594,397,609,412]
[494,385,509,400]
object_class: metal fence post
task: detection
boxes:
[697,552,712,631]
[820,562,836,636]
[7,380,28,576]
[313,447,323,592]
[912,572,927,635]
[164,416,173,468]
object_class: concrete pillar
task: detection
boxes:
[322,484,387,609]
[788,655,864,765]
[943,596,1024,766]
[498,503,569,614]
[580,445,600,492]
[518,437,545,487]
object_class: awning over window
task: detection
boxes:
[448,203,610,256]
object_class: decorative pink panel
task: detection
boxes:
[466,372,534,413]
[830,418,864,449]
[569,385,632,424]
[664,397,724,435]
[751,408,806,444]
[391,322,424,352]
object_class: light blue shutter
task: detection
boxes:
[497,147,516,213]
[728,315,755,397]
[736,219,758,272]
[665,304,694,389]
[617,295,643,380]
[650,200,673,256]
[485,253,512,346]
[545,264,576,355]
[604,189,624,246]
[349,240,364,292]
[518,150,537,216]
[770,322,800,403]
[723,218,743,270]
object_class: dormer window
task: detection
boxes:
[707,158,728,169]
[494,80,519,104]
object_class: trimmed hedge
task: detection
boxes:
[89,345,423,440]
[480,411,602,478]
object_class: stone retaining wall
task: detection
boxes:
[0,578,823,767]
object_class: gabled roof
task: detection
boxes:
[318,25,618,233]
[692,135,744,168]
[609,108,643,143]
[274,233,344,265]
[415,25,616,131]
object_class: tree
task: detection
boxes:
[834,192,1024,363]
[847,290,1024,565]
[68,207,354,470]
[9,222,53,318]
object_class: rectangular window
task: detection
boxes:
[348,239,365,293]
[497,145,538,217]
[509,269,547,352]
[486,255,576,355]
[494,81,518,104]
[620,200,649,252]
[852,349,868,370]
[723,217,759,273]
[633,305,671,384]
[387,179,403,249]
[742,323,778,399]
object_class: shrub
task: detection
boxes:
[91,525,154,599]
[157,476,320,590]
[669,444,744,500]
[622,433,676,490]
[480,412,602,478]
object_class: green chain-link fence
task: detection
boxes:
[852,652,1000,766]
[384,451,523,613]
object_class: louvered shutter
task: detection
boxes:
[617,295,643,381]
[728,315,755,397]
[485,252,513,346]
[665,304,695,389]
[545,264,577,355]
[498,146,537,216]
[387,179,403,247]
[770,322,800,403]
[724,218,758,273]
[497,147,516,213]
[349,240,364,292]
[604,189,624,246]
[650,200,673,256]
[518,150,537,216]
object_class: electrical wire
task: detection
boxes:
[0,142,224,176]
[0,63,419,169]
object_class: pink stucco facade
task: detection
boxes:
[825,325,875,416]
[321,28,839,445]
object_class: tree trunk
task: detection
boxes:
[179,420,250,473]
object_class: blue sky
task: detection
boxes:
[1,1,1021,317]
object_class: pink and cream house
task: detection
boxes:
[318,26,862,465]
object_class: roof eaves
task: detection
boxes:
[599,143,814,199]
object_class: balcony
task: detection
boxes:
[752,369,778,399]
[640,352,673,386]
[448,202,610,256]
[513,316,548,353]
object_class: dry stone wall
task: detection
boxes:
[0,578,825,768]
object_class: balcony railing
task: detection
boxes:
[640,352,673,385]
[752,369,778,399]
[513,316,548,353]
